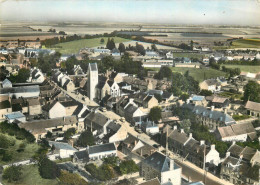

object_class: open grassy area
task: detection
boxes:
[218,91,243,100]
[231,38,260,49]
[147,67,226,82]
[51,37,130,54]
[3,165,59,185]
[221,64,260,73]
[0,134,39,165]
[232,114,251,121]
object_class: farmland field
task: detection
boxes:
[221,64,260,73]
[146,67,226,82]
[51,37,130,54]
[231,39,260,49]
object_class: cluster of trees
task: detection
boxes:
[2,165,23,183]
[106,38,116,50]
[223,59,260,66]
[0,66,9,81]
[221,66,241,77]
[37,51,61,74]
[9,68,30,83]
[85,157,138,181]
[118,43,126,54]
[0,134,16,162]
[0,121,35,143]
[48,28,56,33]
[76,130,95,147]
[243,81,260,103]
[63,128,76,141]
[38,157,60,179]
[58,170,88,185]
[148,106,162,122]
[154,67,200,96]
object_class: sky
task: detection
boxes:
[0,0,260,25]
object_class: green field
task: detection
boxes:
[3,165,59,185]
[221,64,260,73]
[147,67,226,82]
[231,39,260,48]
[50,37,130,54]
[0,134,39,165]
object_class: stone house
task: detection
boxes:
[60,101,79,117]
[215,122,256,142]
[199,79,221,92]
[42,101,66,119]
[140,151,181,185]
[245,101,260,117]
[206,96,230,109]
[18,116,78,141]
[63,79,75,92]
[187,95,207,106]
[27,98,41,115]
[49,141,77,159]
[143,95,158,109]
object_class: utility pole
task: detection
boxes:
[203,144,207,184]
[166,126,168,156]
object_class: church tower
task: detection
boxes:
[87,63,98,101]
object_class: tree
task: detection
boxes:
[3,165,22,182]
[136,42,145,55]
[59,170,88,185]
[154,94,162,103]
[243,81,260,103]
[151,44,157,51]
[0,66,9,81]
[180,93,189,102]
[118,43,126,54]
[39,157,60,179]
[15,68,30,83]
[103,156,119,167]
[119,160,139,174]
[149,106,162,122]
[154,66,173,80]
[63,128,76,140]
[77,130,95,147]
[199,89,213,96]
[100,38,105,43]
[2,151,13,161]
[46,131,52,138]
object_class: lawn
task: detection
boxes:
[51,37,130,54]
[0,134,40,165]
[3,165,59,185]
[221,64,260,73]
[146,67,226,82]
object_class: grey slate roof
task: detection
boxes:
[142,151,179,172]
[74,150,88,160]
[88,143,116,154]
[49,141,77,151]
[89,63,98,71]
[0,85,40,94]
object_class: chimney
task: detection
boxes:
[180,129,184,133]
[170,158,174,170]
[223,108,227,114]
[210,144,215,150]
[226,152,230,158]
[200,140,205,146]
[173,125,177,130]
[189,133,192,139]
[211,106,215,111]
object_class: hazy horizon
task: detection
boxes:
[1,0,260,26]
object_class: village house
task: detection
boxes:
[28,68,45,83]
[162,126,220,169]
[206,96,230,109]
[174,62,201,68]
[5,111,26,123]
[60,101,79,116]
[0,85,40,98]
[215,122,256,142]
[138,178,161,185]
[73,143,117,163]
[199,79,221,92]
[187,95,207,106]
[2,79,12,88]
[140,151,182,185]
[73,65,84,75]
[18,116,78,140]
[141,120,159,135]
[119,134,156,161]
[184,104,236,131]
[245,101,260,117]
[42,101,66,119]
[49,141,77,159]
[220,143,260,185]
[27,98,42,115]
